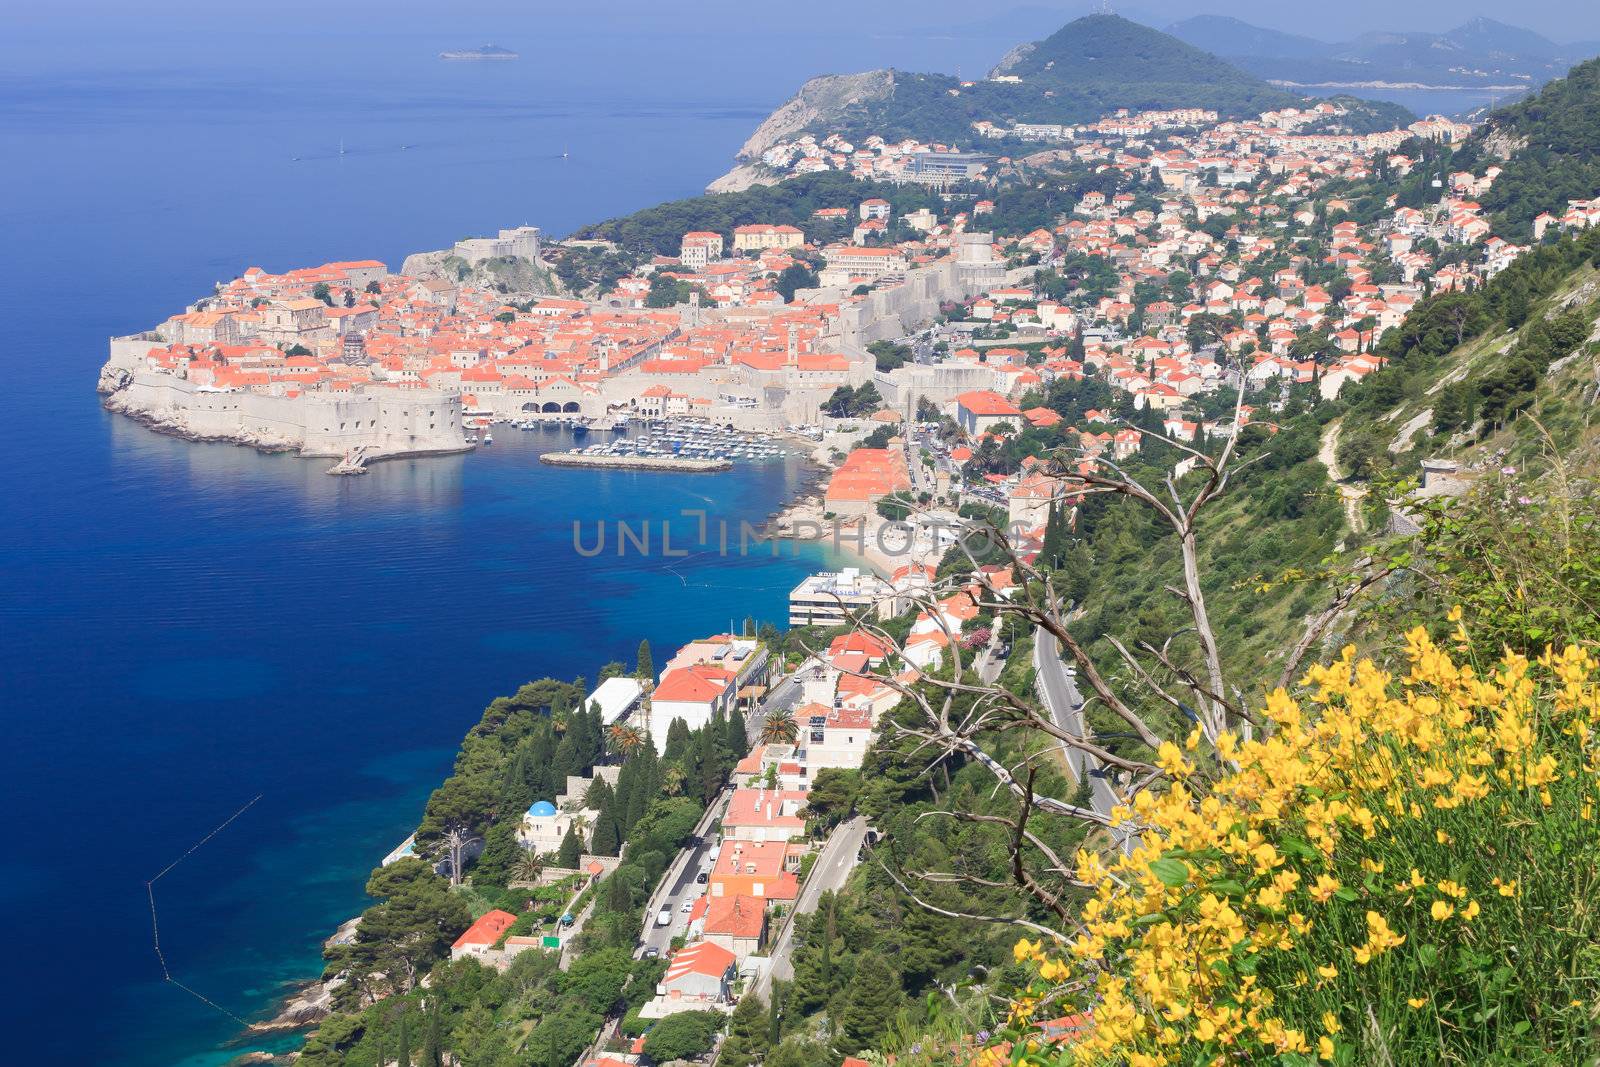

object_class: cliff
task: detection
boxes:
[706,70,896,191]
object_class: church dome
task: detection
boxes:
[527,800,557,817]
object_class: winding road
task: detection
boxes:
[1033,628,1136,853]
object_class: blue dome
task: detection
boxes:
[527,800,557,817]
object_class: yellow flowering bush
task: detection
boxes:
[994,629,1600,1065]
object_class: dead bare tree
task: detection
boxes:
[796,377,1390,939]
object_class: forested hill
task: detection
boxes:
[1460,55,1600,239]
[738,15,1301,150]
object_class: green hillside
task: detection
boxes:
[1336,228,1600,482]
[1464,55,1600,238]
[802,15,1300,146]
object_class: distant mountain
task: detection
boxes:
[1442,17,1564,61]
[724,14,1300,169]
[1167,13,1598,95]
[1164,15,1333,62]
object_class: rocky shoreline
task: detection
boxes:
[102,391,301,454]
[246,916,360,1036]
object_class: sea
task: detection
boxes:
[0,13,1014,1066]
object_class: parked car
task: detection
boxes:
[695,871,708,884]
[656,908,672,927]
[643,946,660,960]
[681,900,694,914]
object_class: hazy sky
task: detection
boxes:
[5,1,1598,50]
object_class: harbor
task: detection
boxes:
[538,452,732,472]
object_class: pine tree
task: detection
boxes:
[636,639,654,680]
[839,951,903,1052]
[557,826,582,868]
[720,993,770,1067]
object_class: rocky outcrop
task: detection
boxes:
[1479,124,1530,161]
[398,250,568,298]
[97,364,132,395]
[706,163,776,195]
[988,41,1036,78]
[102,390,300,453]
[248,917,359,1034]
[706,70,895,191]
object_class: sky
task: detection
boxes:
[4,0,1599,43]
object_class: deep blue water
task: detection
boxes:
[0,14,1013,1066]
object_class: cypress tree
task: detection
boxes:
[585,703,605,764]
[606,868,632,912]
[423,1002,442,1067]
[557,826,582,869]
[551,735,580,786]
[636,639,654,679]
[663,718,692,761]
[725,708,747,757]
[585,776,615,812]
[613,761,638,836]
[590,800,620,857]
[397,1010,412,1067]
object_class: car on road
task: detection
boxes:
[643,946,660,959]
[681,900,694,914]
[656,908,671,927]
[695,871,708,884]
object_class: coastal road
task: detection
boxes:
[745,672,804,749]
[1033,628,1135,853]
[639,788,730,954]
[752,815,868,1003]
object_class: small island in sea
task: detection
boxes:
[439,44,519,60]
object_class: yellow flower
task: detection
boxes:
[1494,878,1519,897]
[1320,1012,1341,1034]
[1316,964,1339,979]
[1408,997,1427,1009]
[1462,899,1481,921]
[1319,1035,1336,1061]
[1310,874,1340,904]
[1431,900,1455,921]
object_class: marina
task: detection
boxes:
[509,417,796,465]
